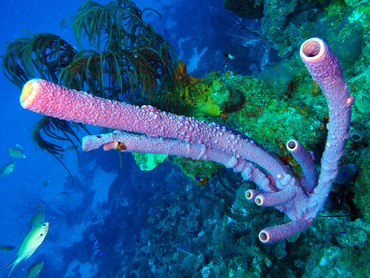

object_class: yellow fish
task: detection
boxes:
[15,144,23,150]
[36,203,44,211]
[26,212,45,232]
[43,180,51,187]
[0,246,15,252]
[7,148,26,158]
[0,162,15,177]
[0,222,49,277]
[57,192,69,196]
[65,145,78,151]
[26,261,44,278]
[61,15,69,28]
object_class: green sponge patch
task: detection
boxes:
[132,152,168,171]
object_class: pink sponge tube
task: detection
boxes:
[259,219,311,243]
[300,37,355,203]
[82,130,273,191]
[20,79,291,185]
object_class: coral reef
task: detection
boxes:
[5,0,370,275]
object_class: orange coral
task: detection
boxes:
[183,74,200,84]
[221,111,228,121]
[309,80,320,95]
[174,60,203,85]
[175,60,187,80]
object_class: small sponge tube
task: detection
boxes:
[259,219,311,243]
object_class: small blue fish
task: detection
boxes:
[149,208,158,215]
[340,231,347,235]
[224,53,236,60]
[334,163,358,184]
[96,252,104,257]
[163,28,168,36]
[195,177,208,185]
